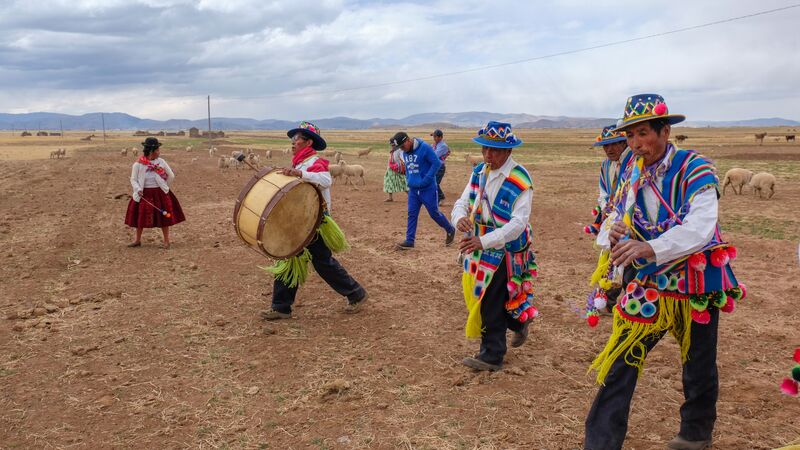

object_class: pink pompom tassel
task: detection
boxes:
[794,348,800,364]
[780,378,798,396]
[691,309,711,324]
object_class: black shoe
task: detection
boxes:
[344,290,368,314]
[445,230,455,246]
[510,321,530,348]
[396,240,414,249]
[667,435,712,450]
[462,356,502,372]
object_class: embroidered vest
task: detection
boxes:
[467,163,533,252]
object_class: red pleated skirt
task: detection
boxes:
[124,188,186,228]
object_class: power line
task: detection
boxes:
[180,4,800,102]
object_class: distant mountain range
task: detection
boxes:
[0,111,797,131]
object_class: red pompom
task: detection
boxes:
[739,283,747,300]
[794,348,800,364]
[587,315,600,328]
[688,253,707,272]
[726,246,738,261]
[709,249,729,267]
[780,378,798,396]
[518,311,528,322]
[720,297,735,313]
[654,102,667,115]
[691,309,711,324]
[583,226,592,234]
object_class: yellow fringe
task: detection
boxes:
[590,296,693,385]
[462,272,483,339]
[589,249,611,287]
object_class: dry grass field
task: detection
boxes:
[0,127,799,449]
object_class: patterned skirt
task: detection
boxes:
[125,188,186,228]
[383,169,408,194]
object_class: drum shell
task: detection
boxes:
[233,167,323,259]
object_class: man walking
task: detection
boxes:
[390,131,455,249]
[431,129,450,206]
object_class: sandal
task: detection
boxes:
[127,242,141,248]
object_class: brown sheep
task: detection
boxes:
[721,168,753,195]
[748,172,776,199]
[464,153,483,166]
[357,147,372,157]
[675,135,688,144]
[754,132,767,145]
[787,135,796,142]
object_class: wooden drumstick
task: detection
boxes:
[234,152,259,171]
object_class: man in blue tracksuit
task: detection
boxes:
[390,131,455,249]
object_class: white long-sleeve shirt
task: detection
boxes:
[296,156,333,210]
[596,160,718,266]
[451,156,533,250]
[130,158,175,202]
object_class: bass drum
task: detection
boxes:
[233,167,323,259]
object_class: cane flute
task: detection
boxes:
[458,164,490,264]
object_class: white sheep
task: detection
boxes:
[208,147,217,157]
[121,148,128,157]
[341,161,366,186]
[59,148,66,158]
[721,168,753,195]
[748,172,776,199]
[218,156,229,169]
[464,154,483,166]
[248,153,260,168]
[357,147,372,157]
[334,152,343,163]
[322,150,335,157]
[329,160,345,182]
[131,147,138,157]
[190,157,198,163]
[283,148,291,155]
[230,156,242,170]
[186,145,193,152]
[265,150,273,159]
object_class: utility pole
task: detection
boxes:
[60,120,64,147]
[101,113,107,147]
[207,95,212,151]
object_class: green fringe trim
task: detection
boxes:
[318,215,350,253]
[260,248,312,288]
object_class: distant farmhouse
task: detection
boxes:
[133,130,186,137]
[21,131,31,137]
[36,131,48,136]
[189,127,224,139]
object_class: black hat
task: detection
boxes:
[141,137,162,149]
[390,131,409,147]
[430,129,443,137]
[287,121,326,150]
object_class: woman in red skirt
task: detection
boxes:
[125,137,185,249]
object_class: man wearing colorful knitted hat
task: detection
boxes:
[584,95,745,450]
[585,125,636,318]
[260,121,368,320]
[390,131,456,249]
[451,121,538,372]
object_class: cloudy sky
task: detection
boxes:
[0,0,798,121]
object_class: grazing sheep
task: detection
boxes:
[787,134,796,142]
[721,168,753,195]
[58,148,66,158]
[749,172,776,199]
[121,148,128,157]
[334,151,343,163]
[230,156,242,170]
[247,153,260,168]
[131,148,138,157]
[208,147,217,157]
[357,147,372,157]
[265,150,273,159]
[340,161,366,185]
[675,134,688,144]
[329,160,347,182]
[190,157,198,163]
[754,132,767,145]
[186,145,193,152]
[322,150,336,157]
[218,156,229,169]
[50,150,59,159]
[283,148,291,155]
[464,153,483,166]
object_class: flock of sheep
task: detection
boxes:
[49,148,66,159]
[722,168,776,199]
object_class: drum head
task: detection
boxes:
[260,182,322,258]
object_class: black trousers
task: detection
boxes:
[584,308,719,450]
[604,265,637,309]
[435,164,446,201]
[271,235,364,313]
[476,259,525,365]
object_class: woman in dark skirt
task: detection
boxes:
[125,137,185,249]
